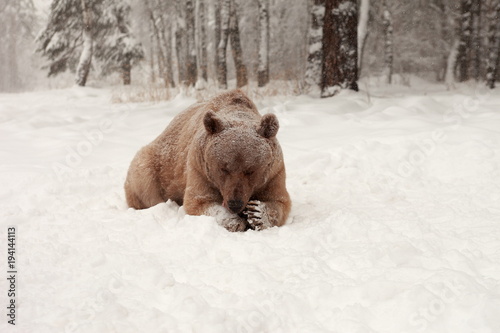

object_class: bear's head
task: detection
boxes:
[202,111,280,214]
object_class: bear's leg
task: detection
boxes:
[124,147,164,209]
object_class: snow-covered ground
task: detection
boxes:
[1,83,500,332]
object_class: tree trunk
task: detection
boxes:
[217,0,230,89]
[196,0,208,87]
[321,0,358,98]
[457,0,472,82]
[382,0,393,84]
[75,0,93,87]
[229,0,248,88]
[122,56,131,85]
[445,39,460,89]
[471,0,482,81]
[185,0,197,86]
[257,0,270,87]
[486,0,500,88]
[357,0,369,75]
[214,0,221,77]
[304,0,325,91]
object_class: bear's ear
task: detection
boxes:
[204,111,224,135]
[257,114,279,139]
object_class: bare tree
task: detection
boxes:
[229,0,248,88]
[321,0,358,98]
[486,0,500,88]
[217,0,230,89]
[75,0,93,86]
[471,0,482,81]
[304,0,325,91]
[382,0,393,84]
[457,0,472,82]
[196,0,208,88]
[185,0,197,86]
[257,0,270,87]
[358,0,370,76]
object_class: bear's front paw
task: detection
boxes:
[243,200,272,231]
[205,205,248,232]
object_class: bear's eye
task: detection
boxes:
[221,168,230,174]
[244,170,254,177]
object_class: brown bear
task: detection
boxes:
[124,89,291,231]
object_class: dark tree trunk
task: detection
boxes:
[257,0,270,87]
[486,1,500,88]
[185,0,197,86]
[382,0,393,84]
[321,0,358,98]
[75,0,93,87]
[304,0,325,90]
[229,0,248,88]
[217,0,230,89]
[457,0,472,82]
[471,0,482,81]
[122,57,131,85]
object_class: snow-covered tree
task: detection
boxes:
[257,0,270,87]
[456,0,472,82]
[304,0,325,91]
[357,0,369,75]
[486,0,500,88]
[382,0,393,84]
[321,0,358,98]
[94,1,144,85]
[217,0,230,89]
[37,0,144,86]
[196,0,208,88]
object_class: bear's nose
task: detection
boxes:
[228,199,244,213]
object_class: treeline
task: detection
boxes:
[1,0,500,93]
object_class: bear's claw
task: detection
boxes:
[244,200,272,231]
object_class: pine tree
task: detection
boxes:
[321,0,358,98]
[257,0,270,87]
[304,0,325,91]
[94,1,144,85]
[37,0,143,86]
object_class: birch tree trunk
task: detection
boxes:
[357,0,369,75]
[214,0,221,77]
[486,0,500,88]
[304,0,325,91]
[321,0,358,98]
[229,0,248,88]
[196,0,208,88]
[185,0,197,86]
[382,0,393,84]
[445,39,460,89]
[217,0,230,89]
[457,0,472,82]
[257,0,270,87]
[75,0,93,87]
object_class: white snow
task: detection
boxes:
[1,82,500,332]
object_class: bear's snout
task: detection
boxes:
[227,199,244,214]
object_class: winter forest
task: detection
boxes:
[1,0,499,95]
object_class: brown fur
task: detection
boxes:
[124,89,291,231]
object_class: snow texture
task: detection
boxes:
[1,83,500,332]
